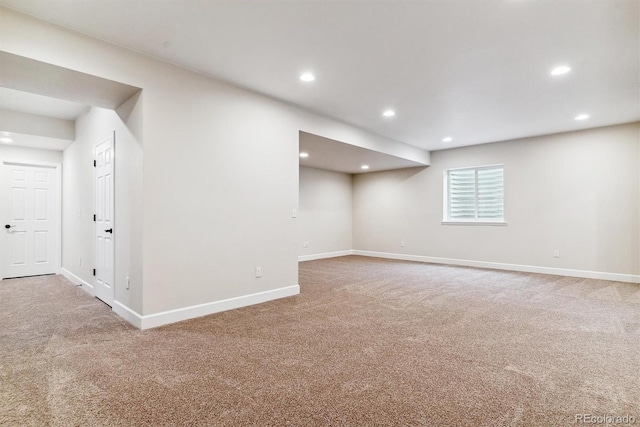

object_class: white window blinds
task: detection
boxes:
[446,165,504,222]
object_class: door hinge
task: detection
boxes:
[93,268,96,276]
[93,214,96,222]
[93,160,96,167]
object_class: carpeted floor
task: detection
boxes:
[1,256,639,426]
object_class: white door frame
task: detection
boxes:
[0,160,62,280]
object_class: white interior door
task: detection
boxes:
[94,133,115,306]
[1,163,59,279]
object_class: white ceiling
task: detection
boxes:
[1,0,638,152]
[0,51,142,111]
[0,87,88,121]
[0,133,72,151]
[299,132,425,174]
[0,51,142,152]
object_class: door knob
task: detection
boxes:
[5,224,14,229]
[105,228,113,233]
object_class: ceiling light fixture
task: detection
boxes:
[299,152,309,158]
[442,137,453,142]
[361,165,370,170]
[0,137,13,143]
[299,72,315,82]
[550,65,571,76]
[574,113,590,121]
[382,110,395,117]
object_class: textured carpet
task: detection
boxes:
[1,256,639,426]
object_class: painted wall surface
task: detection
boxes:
[0,9,426,317]
[299,166,352,256]
[0,145,62,164]
[62,104,143,313]
[353,123,640,276]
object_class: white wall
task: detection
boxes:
[0,144,62,165]
[299,166,352,258]
[62,103,143,313]
[1,8,426,322]
[353,123,640,278]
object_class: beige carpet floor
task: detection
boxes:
[1,256,639,426]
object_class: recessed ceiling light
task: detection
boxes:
[382,110,395,117]
[574,113,590,121]
[0,137,13,143]
[361,165,370,170]
[299,72,315,82]
[299,152,309,158]
[550,65,571,76]
[442,137,453,142]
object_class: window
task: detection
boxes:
[443,164,505,224]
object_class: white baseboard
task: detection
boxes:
[352,250,640,284]
[60,267,95,296]
[119,284,300,330]
[299,250,354,262]
[59,272,300,330]
[112,300,143,329]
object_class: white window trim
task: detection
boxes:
[442,164,506,225]
[441,221,507,226]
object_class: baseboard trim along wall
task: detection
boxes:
[60,267,95,296]
[351,250,640,284]
[299,250,354,262]
[113,284,300,330]
[113,300,143,329]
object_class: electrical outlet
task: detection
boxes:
[303,241,309,248]
[553,250,560,258]
[125,276,130,290]
[401,241,405,247]
[255,267,262,278]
